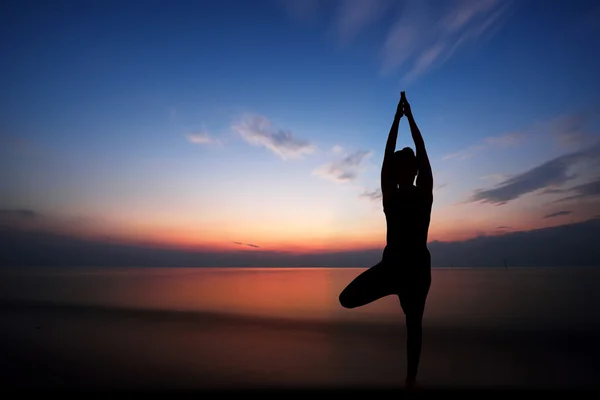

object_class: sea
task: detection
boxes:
[1,266,599,390]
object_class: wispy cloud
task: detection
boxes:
[331,144,344,154]
[479,173,510,182]
[314,149,372,183]
[233,241,261,249]
[443,131,521,160]
[494,225,513,234]
[186,131,220,145]
[553,177,600,204]
[467,141,600,205]
[446,107,600,162]
[532,108,600,150]
[544,210,572,219]
[359,188,382,201]
[0,209,41,219]
[538,188,566,196]
[278,0,511,82]
[232,114,316,160]
[381,0,512,82]
[335,0,393,44]
[443,145,485,161]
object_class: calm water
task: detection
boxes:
[1,266,600,330]
[1,267,600,389]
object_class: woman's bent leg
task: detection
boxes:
[339,262,394,309]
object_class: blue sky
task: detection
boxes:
[1,0,600,257]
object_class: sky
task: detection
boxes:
[1,0,600,266]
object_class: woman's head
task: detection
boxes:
[392,147,418,186]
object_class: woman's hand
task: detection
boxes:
[401,92,412,119]
[396,98,404,118]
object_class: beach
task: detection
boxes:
[1,267,599,391]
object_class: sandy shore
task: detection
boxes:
[1,299,599,393]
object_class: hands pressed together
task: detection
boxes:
[396,91,412,119]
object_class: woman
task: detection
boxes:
[339,91,433,390]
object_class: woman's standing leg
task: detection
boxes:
[400,276,431,388]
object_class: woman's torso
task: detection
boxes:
[383,185,433,266]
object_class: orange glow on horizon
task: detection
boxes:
[15,202,598,256]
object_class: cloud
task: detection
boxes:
[538,188,566,196]
[552,106,600,149]
[529,108,600,150]
[444,107,600,174]
[450,108,600,162]
[0,209,44,232]
[314,149,372,183]
[401,40,447,83]
[335,0,393,43]
[554,177,600,203]
[279,0,511,83]
[278,0,512,83]
[0,209,41,219]
[359,188,382,201]
[186,131,220,145]
[482,132,522,147]
[232,114,316,160]
[381,0,512,82]
[467,141,600,205]
[479,173,510,182]
[331,144,344,154]
[544,210,572,219]
[233,241,261,249]
[550,114,589,148]
[443,132,521,161]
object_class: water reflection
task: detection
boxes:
[1,267,599,330]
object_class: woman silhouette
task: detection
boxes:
[339,91,433,390]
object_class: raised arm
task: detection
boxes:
[402,93,433,194]
[381,97,403,206]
